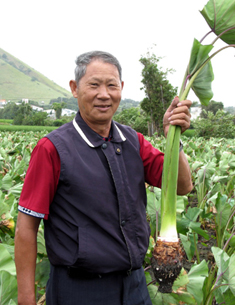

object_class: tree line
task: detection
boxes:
[0,98,142,128]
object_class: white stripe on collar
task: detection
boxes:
[72,118,126,146]
[73,118,95,147]
[114,123,126,141]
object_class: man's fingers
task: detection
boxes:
[163,97,192,136]
[167,97,180,112]
[168,106,191,120]
[167,98,192,113]
[168,106,191,133]
[176,99,192,109]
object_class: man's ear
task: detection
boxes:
[121,81,124,90]
[69,80,78,98]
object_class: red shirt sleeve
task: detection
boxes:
[18,138,60,220]
[137,133,164,188]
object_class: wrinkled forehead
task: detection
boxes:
[86,58,121,80]
[82,60,121,82]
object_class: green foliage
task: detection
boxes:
[139,52,177,136]
[113,107,148,135]
[200,0,235,45]
[0,130,50,301]
[193,110,235,138]
[200,100,224,118]
[0,119,13,125]
[183,129,195,138]
[178,0,235,106]
[0,102,20,120]
[12,103,33,125]
[0,100,76,128]
[210,247,235,305]
[0,270,18,304]
[52,119,64,126]
[52,102,67,119]
[50,96,78,111]
[145,133,235,304]
[22,111,48,126]
[116,98,140,113]
[0,131,235,303]
[0,125,56,132]
[186,39,214,105]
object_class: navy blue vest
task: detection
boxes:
[44,113,149,273]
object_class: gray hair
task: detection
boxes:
[74,51,122,84]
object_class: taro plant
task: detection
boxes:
[149,0,235,300]
[0,130,49,304]
[0,244,18,305]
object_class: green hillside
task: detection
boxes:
[0,48,72,104]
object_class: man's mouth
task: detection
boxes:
[95,105,111,109]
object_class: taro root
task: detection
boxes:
[151,238,183,293]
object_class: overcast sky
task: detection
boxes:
[1,0,234,107]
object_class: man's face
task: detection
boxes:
[70,60,124,131]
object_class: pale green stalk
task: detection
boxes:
[159,85,189,241]
[159,124,181,240]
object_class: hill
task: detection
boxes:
[0,48,71,104]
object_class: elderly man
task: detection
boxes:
[15,51,193,305]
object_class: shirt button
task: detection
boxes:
[121,220,126,227]
[116,147,121,154]
[102,143,107,149]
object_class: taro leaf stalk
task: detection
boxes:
[150,0,235,294]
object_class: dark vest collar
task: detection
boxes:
[73,112,126,148]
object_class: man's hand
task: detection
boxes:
[163,96,192,137]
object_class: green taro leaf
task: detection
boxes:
[0,271,18,305]
[185,207,202,222]
[223,289,235,305]
[215,192,231,230]
[212,248,235,298]
[188,39,214,75]
[200,0,235,45]
[37,228,47,255]
[170,292,196,305]
[0,244,16,276]
[187,260,209,305]
[35,257,50,288]
[180,233,196,261]
[191,59,214,106]
[212,247,230,281]
[146,188,161,236]
[1,174,13,192]
[0,244,15,261]
[188,39,214,106]
[223,253,235,296]
[214,285,235,305]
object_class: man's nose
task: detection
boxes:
[97,85,110,99]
